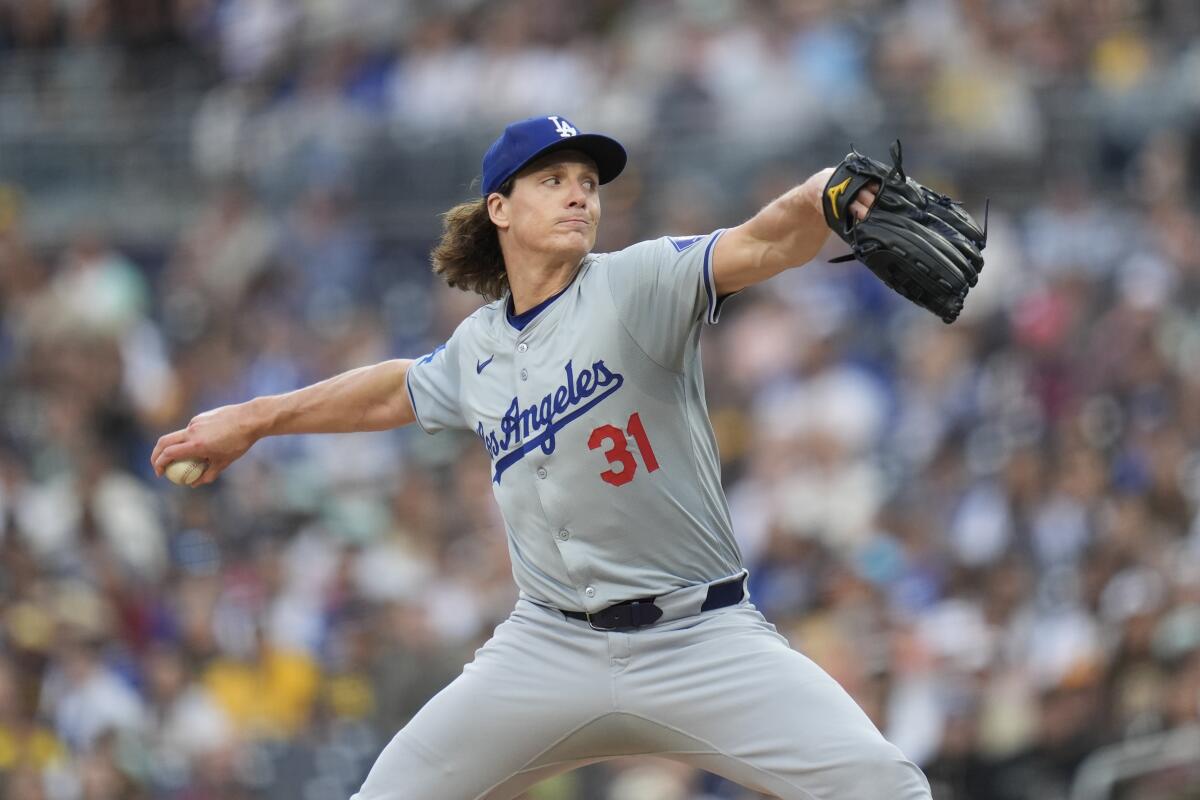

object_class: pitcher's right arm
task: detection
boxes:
[151,358,416,486]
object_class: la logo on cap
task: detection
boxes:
[479,114,626,196]
[549,116,577,138]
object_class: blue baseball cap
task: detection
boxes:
[481,115,627,197]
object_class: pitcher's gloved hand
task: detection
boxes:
[822,140,988,324]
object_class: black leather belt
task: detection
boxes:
[561,574,746,631]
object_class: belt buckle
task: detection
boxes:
[584,610,614,632]
[586,599,662,632]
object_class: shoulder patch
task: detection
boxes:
[668,235,704,253]
[417,342,446,364]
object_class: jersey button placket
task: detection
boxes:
[512,340,531,442]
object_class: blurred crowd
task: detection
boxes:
[2,0,1200,799]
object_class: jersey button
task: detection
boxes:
[584,585,595,597]
[517,342,528,353]
[556,528,569,540]
[520,369,529,381]
[537,467,548,479]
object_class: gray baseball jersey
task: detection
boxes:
[406,230,741,612]
[361,231,932,800]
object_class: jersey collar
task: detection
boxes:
[502,256,593,333]
[505,282,570,331]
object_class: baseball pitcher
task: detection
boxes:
[152,114,985,799]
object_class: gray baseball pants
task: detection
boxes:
[351,589,931,800]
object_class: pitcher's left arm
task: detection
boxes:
[711,169,876,296]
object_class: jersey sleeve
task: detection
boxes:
[603,230,737,370]
[405,322,469,434]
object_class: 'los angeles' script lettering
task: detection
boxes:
[476,359,624,483]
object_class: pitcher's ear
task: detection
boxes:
[487,193,510,229]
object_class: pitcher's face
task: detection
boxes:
[489,150,601,261]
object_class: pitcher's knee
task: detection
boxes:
[772,742,931,800]
[349,731,442,800]
[839,747,931,800]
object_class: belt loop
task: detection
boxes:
[700,573,746,612]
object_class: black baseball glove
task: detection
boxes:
[822,140,988,324]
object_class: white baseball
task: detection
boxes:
[164,459,208,486]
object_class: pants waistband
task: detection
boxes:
[553,570,748,631]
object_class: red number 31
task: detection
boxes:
[587,412,660,486]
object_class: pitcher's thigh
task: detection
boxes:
[353,715,598,800]
[352,611,609,800]
[636,608,931,800]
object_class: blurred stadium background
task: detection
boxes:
[1,0,1200,798]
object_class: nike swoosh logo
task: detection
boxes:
[826,177,852,220]
[476,355,494,374]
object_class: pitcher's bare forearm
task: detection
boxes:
[249,358,416,437]
[712,168,877,296]
[151,359,415,484]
